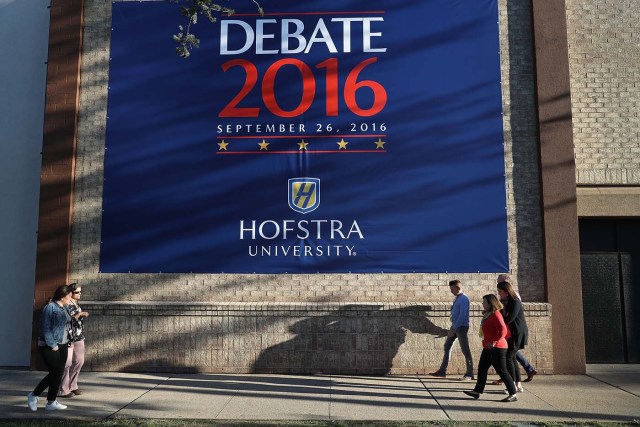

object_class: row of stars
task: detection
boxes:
[217,138,386,151]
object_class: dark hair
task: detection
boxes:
[51,284,72,302]
[497,281,517,299]
[68,282,79,292]
[449,280,461,287]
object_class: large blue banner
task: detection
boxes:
[100,0,509,273]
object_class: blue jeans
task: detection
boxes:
[438,326,473,376]
[516,350,535,373]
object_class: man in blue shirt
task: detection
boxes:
[430,280,474,380]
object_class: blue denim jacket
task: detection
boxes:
[39,301,70,349]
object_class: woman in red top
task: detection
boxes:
[463,294,518,402]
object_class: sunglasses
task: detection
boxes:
[72,291,82,294]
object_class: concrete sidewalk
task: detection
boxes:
[1,366,639,422]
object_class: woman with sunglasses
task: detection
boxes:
[59,283,90,398]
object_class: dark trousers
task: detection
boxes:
[34,345,68,402]
[473,347,517,395]
[506,339,522,383]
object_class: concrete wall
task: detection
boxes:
[566,0,640,185]
[62,0,550,373]
[0,0,50,366]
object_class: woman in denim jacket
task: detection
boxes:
[27,285,73,412]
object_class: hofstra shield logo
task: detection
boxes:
[288,178,320,214]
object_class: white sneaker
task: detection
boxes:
[517,384,524,393]
[45,400,67,411]
[27,392,38,411]
[501,394,518,402]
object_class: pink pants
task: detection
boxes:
[59,340,85,395]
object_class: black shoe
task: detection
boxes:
[463,390,480,399]
[501,394,518,402]
[429,371,446,378]
[523,369,537,382]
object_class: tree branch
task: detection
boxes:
[171,0,263,58]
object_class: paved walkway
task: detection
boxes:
[1,365,639,422]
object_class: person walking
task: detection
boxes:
[492,351,538,385]
[27,285,73,411]
[430,280,474,380]
[491,274,537,385]
[517,351,537,382]
[463,294,518,402]
[59,283,89,398]
[497,280,528,393]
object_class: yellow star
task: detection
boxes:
[298,139,309,150]
[217,140,229,151]
[337,138,349,150]
[374,138,386,149]
[258,140,270,151]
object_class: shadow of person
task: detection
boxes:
[252,304,449,375]
[120,359,200,374]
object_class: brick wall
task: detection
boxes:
[500,0,545,302]
[566,0,640,185]
[34,0,84,307]
[81,302,552,375]
[68,0,551,373]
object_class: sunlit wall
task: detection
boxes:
[0,0,50,365]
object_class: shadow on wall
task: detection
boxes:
[505,0,546,301]
[120,359,200,374]
[252,305,448,375]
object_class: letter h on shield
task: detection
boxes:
[288,178,320,214]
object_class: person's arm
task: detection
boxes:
[502,297,522,325]
[70,304,89,319]
[41,304,59,350]
[484,312,507,348]
[496,311,509,343]
[450,296,468,331]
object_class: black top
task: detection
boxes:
[502,295,528,349]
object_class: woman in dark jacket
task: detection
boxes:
[27,285,73,412]
[497,281,528,392]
